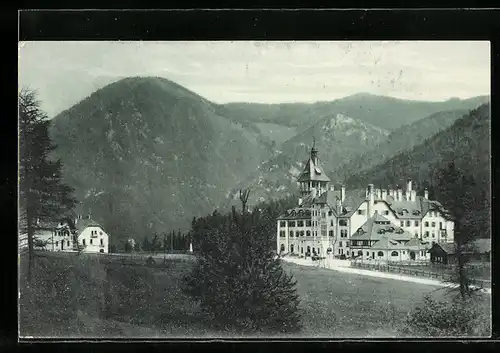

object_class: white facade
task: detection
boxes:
[78,225,109,253]
[276,146,455,262]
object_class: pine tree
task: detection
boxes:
[19,88,76,282]
[142,236,151,252]
[184,189,301,334]
[432,161,479,299]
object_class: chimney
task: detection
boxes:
[376,188,381,199]
[406,179,413,201]
[424,188,429,199]
[336,197,342,215]
[367,184,375,218]
[411,190,417,202]
[340,185,346,202]
[397,189,403,201]
[298,198,303,206]
[381,189,387,200]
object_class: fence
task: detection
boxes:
[351,261,490,288]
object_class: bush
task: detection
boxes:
[403,294,490,337]
[185,207,301,334]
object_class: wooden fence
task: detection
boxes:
[351,261,490,288]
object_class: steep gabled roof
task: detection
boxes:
[338,189,366,217]
[297,157,331,182]
[75,218,105,236]
[351,213,413,241]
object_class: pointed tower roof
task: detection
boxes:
[297,140,331,183]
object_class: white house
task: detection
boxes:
[276,143,454,262]
[75,216,109,253]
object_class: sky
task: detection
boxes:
[18,41,491,118]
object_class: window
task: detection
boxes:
[329,230,333,237]
[415,220,419,226]
[328,211,333,216]
[90,239,93,245]
[67,240,70,246]
[378,251,384,257]
[400,221,404,227]
[357,210,363,215]
[439,222,443,229]
[280,231,285,237]
[403,251,405,254]
[432,233,435,238]
[339,219,348,226]
[321,213,326,218]
[289,221,296,227]
[391,251,399,257]
[384,210,389,215]
[340,230,347,238]
[306,220,311,227]
[289,231,294,237]
[55,241,58,246]
[301,247,304,254]
[280,244,285,252]
[415,233,419,238]
[83,239,86,246]
[346,241,350,247]
[338,249,341,255]
[425,231,429,237]
[339,241,343,247]
[280,221,286,227]
[357,250,363,256]
[290,244,294,253]
[425,221,429,227]
[301,231,305,237]
[330,220,334,226]
[298,220,304,227]
[406,221,410,227]
[347,251,350,256]
[306,230,311,237]
[431,222,436,227]
[366,251,369,256]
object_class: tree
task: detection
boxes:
[134,242,142,253]
[142,236,151,252]
[150,233,159,254]
[432,161,481,299]
[19,88,76,282]
[184,188,301,334]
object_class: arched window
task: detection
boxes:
[290,244,294,253]
[289,231,294,237]
[307,246,311,253]
[377,251,384,257]
[306,230,311,236]
[280,244,285,252]
[391,251,399,257]
[425,222,429,227]
[357,250,363,256]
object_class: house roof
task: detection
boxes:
[297,156,331,182]
[337,189,367,218]
[75,218,104,236]
[277,207,312,220]
[431,242,456,254]
[351,213,413,241]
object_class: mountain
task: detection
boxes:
[224,113,390,206]
[49,77,271,244]
[334,108,474,182]
[344,103,491,193]
[222,94,490,133]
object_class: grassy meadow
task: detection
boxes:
[18,253,491,339]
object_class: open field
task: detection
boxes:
[18,253,491,339]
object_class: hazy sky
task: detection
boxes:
[19,41,490,117]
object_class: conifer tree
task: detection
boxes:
[19,88,76,281]
[432,161,481,299]
[184,189,301,334]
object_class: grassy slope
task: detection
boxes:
[19,253,489,338]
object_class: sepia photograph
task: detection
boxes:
[18,40,491,339]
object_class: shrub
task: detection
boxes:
[184,207,301,334]
[403,294,490,337]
